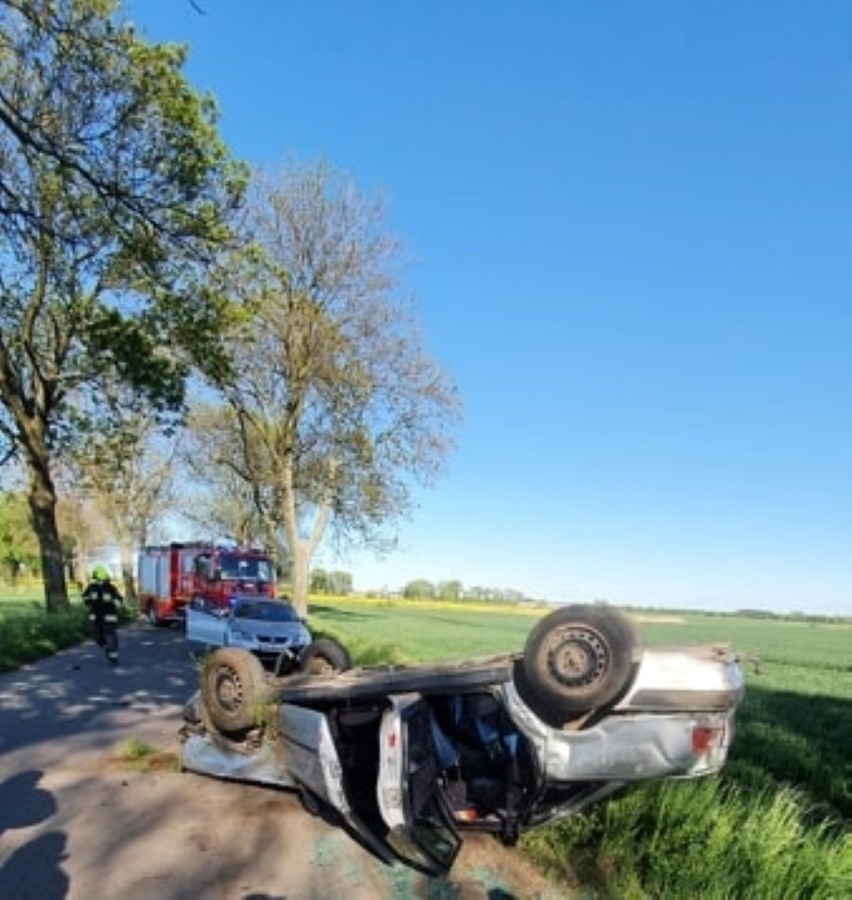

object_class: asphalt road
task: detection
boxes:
[0,621,564,900]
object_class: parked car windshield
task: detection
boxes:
[232,600,300,623]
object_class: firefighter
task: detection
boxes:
[82,565,124,665]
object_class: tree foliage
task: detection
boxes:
[0,489,40,580]
[194,162,461,615]
[61,384,180,603]
[0,0,244,611]
[178,401,280,555]
[310,568,353,596]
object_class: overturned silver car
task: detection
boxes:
[181,605,744,876]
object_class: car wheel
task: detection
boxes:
[521,605,641,723]
[298,637,352,675]
[202,648,270,734]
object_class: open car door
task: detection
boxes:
[377,694,462,876]
[185,598,228,647]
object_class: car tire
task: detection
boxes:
[298,637,353,675]
[521,605,641,723]
[202,647,271,734]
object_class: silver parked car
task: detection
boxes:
[185,595,313,673]
[181,605,744,877]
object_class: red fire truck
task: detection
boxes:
[137,541,276,626]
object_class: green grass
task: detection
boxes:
[0,584,140,672]
[308,596,543,661]
[0,588,92,671]
[110,738,180,772]
[520,780,852,899]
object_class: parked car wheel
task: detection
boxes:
[298,637,353,675]
[521,605,641,722]
[202,648,270,734]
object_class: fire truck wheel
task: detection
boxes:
[298,638,352,676]
[202,648,271,734]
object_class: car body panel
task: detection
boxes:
[182,730,296,789]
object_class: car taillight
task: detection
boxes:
[454,808,478,823]
[692,723,725,754]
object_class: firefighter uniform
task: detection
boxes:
[82,567,124,665]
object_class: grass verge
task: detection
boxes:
[521,778,851,899]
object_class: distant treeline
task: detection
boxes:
[623,604,852,626]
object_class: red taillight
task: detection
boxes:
[692,725,723,754]
[454,808,478,822]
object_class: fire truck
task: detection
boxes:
[137,541,276,626]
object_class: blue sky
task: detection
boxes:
[130,1,852,614]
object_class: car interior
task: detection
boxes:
[326,688,538,847]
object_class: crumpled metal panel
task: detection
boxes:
[501,681,734,782]
[181,733,296,789]
[618,646,745,711]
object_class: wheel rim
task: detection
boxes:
[214,666,244,712]
[544,626,609,689]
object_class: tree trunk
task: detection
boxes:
[289,542,310,618]
[27,460,70,613]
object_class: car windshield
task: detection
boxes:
[233,601,299,623]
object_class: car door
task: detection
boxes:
[185,599,228,647]
[276,703,400,869]
[278,696,460,877]
[376,694,462,876]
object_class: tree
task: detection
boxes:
[0,0,244,611]
[0,489,40,582]
[61,386,181,605]
[403,579,435,600]
[201,162,460,616]
[437,579,462,602]
[179,402,287,560]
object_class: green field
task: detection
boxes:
[4,592,851,897]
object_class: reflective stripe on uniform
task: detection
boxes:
[104,614,119,623]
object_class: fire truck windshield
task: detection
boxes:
[218,554,273,583]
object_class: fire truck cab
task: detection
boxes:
[137,541,276,626]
